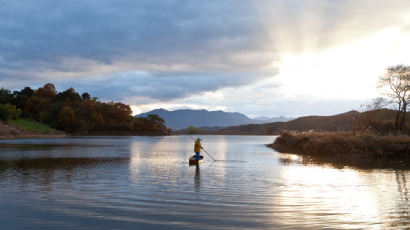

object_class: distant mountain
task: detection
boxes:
[253,116,292,123]
[135,109,292,130]
[215,110,362,135]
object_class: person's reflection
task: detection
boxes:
[194,165,200,192]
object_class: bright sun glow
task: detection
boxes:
[130,27,410,116]
[274,27,410,100]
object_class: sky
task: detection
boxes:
[1,0,410,118]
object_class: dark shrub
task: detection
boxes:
[0,104,21,121]
[0,105,10,121]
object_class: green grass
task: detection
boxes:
[10,119,58,134]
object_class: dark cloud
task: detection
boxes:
[58,71,266,102]
[0,0,276,100]
[0,0,269,72]
[0,0,409,104]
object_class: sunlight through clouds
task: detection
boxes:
[1,0,410,116]
[274,27,410,101]
[131,25,410,117]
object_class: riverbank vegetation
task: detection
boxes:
[269,108,410,160]
[269,64,410,168]
[377,65,409,133]
[270,132,410,167]
[175,126,207,135]
[0,83,170,136]
[9,119,58,134]
[267,109,410,168]
[0,120,64,139]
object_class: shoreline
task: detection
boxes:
[0,120,172,140]
[0,134,69,140]
[269,132,410,169]
[0,133,277,140]
[0,120,67,140]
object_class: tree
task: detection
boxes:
[0,84,170,135]
[57,88,82,102]
[20,87,35,97]
[90,113,105,131]
[378,64,410,132]
[113,102,132,123]
[0,88,12,104]
[24,96,51,120]
[37,83,57,97]
[82,92,90,100]
[0,105,9,121]
[12,87,34,116]
[0,104,21,121]
[146,114,167,133]
[57,106,78,133]
[185,126,204,134]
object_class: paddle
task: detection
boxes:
[189,135,217,162]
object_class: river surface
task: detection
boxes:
[0,135,408,229]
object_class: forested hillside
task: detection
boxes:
[0,83,170,135]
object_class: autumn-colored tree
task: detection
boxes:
[24,96,51,120]
[113,102,132,123]
[90,113,105,131]
[79,99,96,120]
[57,106,78,133]
[37,83,57,97]
[1,84,169,135]
[146,114,168,133]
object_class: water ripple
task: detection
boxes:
[0,136,408,229]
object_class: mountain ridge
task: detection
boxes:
[213,109,410,135]
[214,110,360,135]
[135,109,292,130]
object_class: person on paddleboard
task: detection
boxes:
[194,138,203,161]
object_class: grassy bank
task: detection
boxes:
[9,119,58,134]
[269,132,410,168]
[0,119,66,139]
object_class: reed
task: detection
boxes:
[270,131,410,159]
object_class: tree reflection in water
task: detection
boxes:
[0,157,128,190]
[392,171,409,228]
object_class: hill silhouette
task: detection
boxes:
[214,111,360,135]
[135,109,291,130]
[213,109,409,135]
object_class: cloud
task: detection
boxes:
[0,0,277,99]
[1,0,408,76]
[0,0,272,74]
[132,86,370,118]
[0,0,410,116]
[258,0,410,53]
[59,70,268,102]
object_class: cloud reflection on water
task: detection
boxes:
[0,136,408,229]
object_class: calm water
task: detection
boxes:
[0,135,408,229]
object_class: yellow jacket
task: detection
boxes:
[194,141,202,153]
